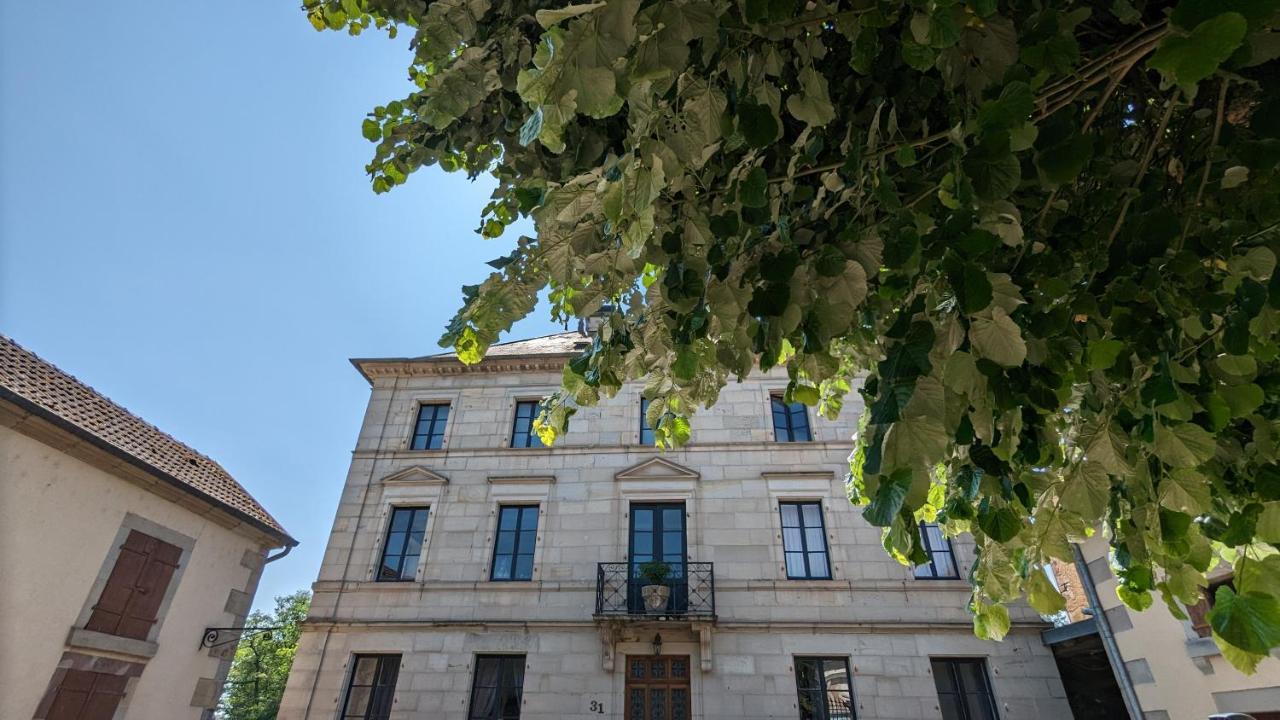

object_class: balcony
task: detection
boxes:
[594,562,715,618]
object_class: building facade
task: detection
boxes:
[279,331,1071,720]
[0,335,296,720]
[1043,536,1280,720]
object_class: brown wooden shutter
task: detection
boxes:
[46,669,129,720]
[85,530,182,640]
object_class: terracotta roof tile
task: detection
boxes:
[0,335,292,542]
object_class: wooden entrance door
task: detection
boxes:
[625,655,691,720]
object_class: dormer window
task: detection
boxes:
[640,397,655,446]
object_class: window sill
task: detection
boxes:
[1186,635,1220,658]
[66,627,158,661]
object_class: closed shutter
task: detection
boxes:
[85,530,182,640]
[46,669,129,720]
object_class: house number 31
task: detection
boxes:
[589,700,605,714]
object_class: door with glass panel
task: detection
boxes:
[628,503,687,614]
[624,655,691,720]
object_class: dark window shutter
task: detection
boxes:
[46,670,128,720]
[86,530,182,640]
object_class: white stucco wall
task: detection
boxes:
[0,423,270,720]
[279,358,1072,719]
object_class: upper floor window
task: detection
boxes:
[914,522,959,579]
[1187,575,1235,638]
[780,501,831,579]
[491,506,539,581]
[86,529,182,641]
[772,396,813,442]
[410,403,450,450]
[794,656,854,720]
[468,655,526,720]
[930,658,998,720]
[341,654,400,720]
[510,401,545,448]
[640,397,655,445]
[378,507,429,581]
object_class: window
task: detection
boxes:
[780,501,831,579]
[377,507,429,581]
[468,655,525,720]
[86,529,182,640]
[491,506,539,581]
[772,396,813,442]
[341,654,400,720]
[44,669,129,720]
[1186,575,1234,638]
[640,397,655,446]
[915,522,959,579]
[931,658,998,720]
[410,403,450,450]
[794,657,854,720]
[510,401,545,448]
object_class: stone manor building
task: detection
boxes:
[278,331,1072,720]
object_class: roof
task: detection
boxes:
[351,330,591,383]
[0,335,294,545]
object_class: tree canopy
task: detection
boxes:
[305,0,1280,669]
[218,590,310,719]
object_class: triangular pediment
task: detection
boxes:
[614,457,699,481]
[379,465,449,485]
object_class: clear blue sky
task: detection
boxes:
[0,1,558,610]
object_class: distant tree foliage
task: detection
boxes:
[306,0,1280,669]
[218,590,310,719]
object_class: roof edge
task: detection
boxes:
[350,351,578,385]
[0,387,297,547]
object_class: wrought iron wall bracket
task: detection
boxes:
[200,626,281,650]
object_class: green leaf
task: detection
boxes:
[1035,133,1095,187]
[739,167,769,208]
[1159,469,1212,514]
[1209,586,1280,654]
[1171,0,1280,31]
[1221,382,1264,416]
[963,132,1022,201]
[1060,461,1111,521]
[977,81,1033,133]
[1259,502,1280,542]
[973,602,1011,640]
[738,102,779,148]
[948,260,994,315]
[864,469,913,526]
[1087,338,1126,370]
[361,118,382,142]
[1149,12,1248,91]
[1222,165,1250,189]
[978,506,1022,542]
[535,2,606,28]
[969,307,1027,367]
[1153,422,1217,467]
[785,66,836,127]
[1117,583,1154,611]
[1026,570,1067,615]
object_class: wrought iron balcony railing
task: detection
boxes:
[594,562,715,618]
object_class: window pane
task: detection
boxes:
[795,658,819,689]
[964,692,997,720]
[786,552,808,578]
[390,511,410,532]
[353,657,378,684]
[934,552,958,578]
[497,531,516,555]
[780,503,800,527]
[519,530,536,553]
[405,534,423,556]
[663,507,683,527]
[521,507,539,529]
[379,558,401,580]
[514,555,534,580]
[807,552,830,578]
[386,531,406,555]
[493,556,513,580]
[783,527,804,551]
[801,503,823,527]
[633,533,653,556]
[634,510,653,531]
[805,528,826,551]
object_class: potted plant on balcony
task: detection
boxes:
[638,561,672,614]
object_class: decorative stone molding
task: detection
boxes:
[692,621,714,672]
[487,475,557,485]
[614,457,700,481]
[64,628,157,662]
[379,466,449,485]
[355,356,572,381]
[598,621,622,672]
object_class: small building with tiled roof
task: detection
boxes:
[0,334,295,720]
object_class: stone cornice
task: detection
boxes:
[352,355,573,384]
